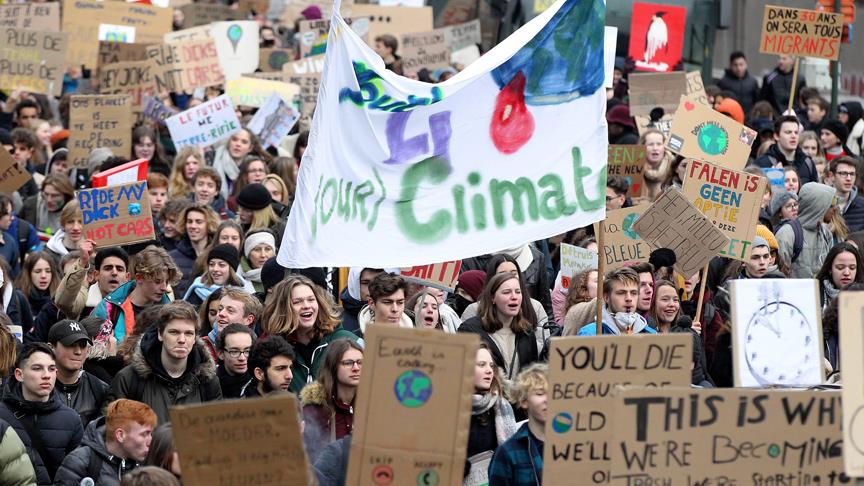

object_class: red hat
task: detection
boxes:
[716,98,745,125]
[50,129,69,147]
[606,104,635,129]
[456,270,486,302]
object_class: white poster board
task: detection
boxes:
[211,21,260,80]
[730,279,823,387]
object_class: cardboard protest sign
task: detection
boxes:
[400,30,452,73]
[0,146,32,195]
[682,160,766,261]
[283,54,326,77]
[61,0,171,69]
[0,28,67,97]
[163,25,211,43]
[211,21,259,80]
[179,3,241,28]
[559,243,597,289]
[247,93,300,148]
[840,292,864,477]
[610,388,842,484]
[97,42,150,72]
[0,3,60,31]
[628,2,686,72]
[400,261,462,291]
[346,326,478,486]
[99,60,157,109]
[666,95,757,169]
[248,71,287,82]
[166,94,241,149]
[434,0,479,27]
[760,5,843,61]
[283,72,321,118]
[545,335,692,485]
[685,70,708,106]
[635,114,673,138]
[763,167,785,190]
[147,38,225,93]
[142,95,178,126]
[98,23,135,43]
[440,19,481,50]
[730,279,822,388]
[91,159,148,187]
[595,205,651,271]
[171,394,312,486]
[345,4,433,41]
[226,77,300,108]
[633,188,730,278]
[297,17,370,58]
[78,181,154,246]
[628,72,687,117]
[238,0,269,16]
[68,95,132,169]
[608,145,645,197]
[259,48,293,72]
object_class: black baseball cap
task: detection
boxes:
[48,320,94,346]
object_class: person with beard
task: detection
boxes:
[54,399,157,486]
[91,246,179,345]
[108,302,222,423]
[54,245,130,320]
[300,339,363,462]
[577,268,657,336]
[48,320,109,428]
[242,335,295,398]
[0,343,84,485]
[215,324,256,398]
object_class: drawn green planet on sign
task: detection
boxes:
[227,24,243,53]
[623,213,640,240]
[394,370,432,408]
[698,123,728,156]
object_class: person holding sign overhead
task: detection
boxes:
[577,267,657,336]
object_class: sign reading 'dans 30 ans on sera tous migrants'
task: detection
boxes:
[346,326,478,486]
[633,188,730,278]
[0,28,67,97]
[610,388,843,485]
[78,181,154,247]
[165,94,240,149]
[544,335,692,486]
[171,395,313,486]
[278,0,609,268]
[666,95,757,170]
[682,160,766,262]
[760,5,843,61]
[607,145,646,197]
[594,205,651,271]
[68,95,132,169]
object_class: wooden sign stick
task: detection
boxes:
[787,57,801,113]
[694,263,710,329]
[596,220,606,335]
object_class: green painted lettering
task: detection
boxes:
[490,177,539,227]
[395,157,452,243]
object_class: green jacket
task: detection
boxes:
[289,327,359,394]
[0,420,37,486]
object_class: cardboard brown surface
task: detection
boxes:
[99,60,158,110]
[594,205,651,271]
[297,19,330,58]
[259,48,294,72]
[78,181,154,247]
[760,5,843,60]
[686,70,709,106]
[226,77,300,108]
[632,188,730,278]
[400,261,462,291]
[68,95,133,169]
[163,25,211,43]
[0,28,67,97]
[440,19,481,50]
[147,38,224,93]
[0,146,32,195]
[97,42,150,72]
[666,95,756,169]
[170,394,312,486]
[608,145,646,198]
[610,388,842,484]
[400,30,451,74]
[179,3,242,27]
[0,3,60,31]
[628,72,687,117]
[840,292,864,477]
[344,4,433,42]
[545,335,692,485]
[61,0,171,69]
[682,160,766,261]
[635,114,673,138]
[346,326,478,486]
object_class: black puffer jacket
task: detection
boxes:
[717,69,760,114]
[458,316,539,380]
[168,237,198,298]
[107,326,222,423]
[761,66,807,115]
[461,246,552,316]
[754,143,819,186]
[54,416,140,486]
[54,371,110,428]
[0,380,84,485]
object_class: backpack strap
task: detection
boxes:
[17,222,30,266]
[790,219,805,263]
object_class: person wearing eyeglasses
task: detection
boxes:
[826,156,864,232]
[300,339,363,463]
[215,324,256,399]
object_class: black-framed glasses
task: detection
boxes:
[226,349,251,358]
[340,359,363,368]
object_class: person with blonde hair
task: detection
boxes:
[168,147,203,198]
[168,203,219,296]
[639,128,673,201]
[45,199,83,264]
[262,173,290,216]
[235,183,285,242]
[263,275,358,393]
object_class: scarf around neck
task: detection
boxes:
[472,391,518,444]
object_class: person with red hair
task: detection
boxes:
[715,98,745,125]
[55,399,157,485]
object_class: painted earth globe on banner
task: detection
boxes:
[394,370,432,408]
[698,124,728,156]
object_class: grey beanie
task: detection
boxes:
[769,187,798,216]
[751,236,769,249]
[87,147,114,175]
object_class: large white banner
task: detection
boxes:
[278,0,608,268]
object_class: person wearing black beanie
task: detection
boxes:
[183,243,251,309]
[820,118,853,162]
[236,183,285,243]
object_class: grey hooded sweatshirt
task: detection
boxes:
[776,182,835,278]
